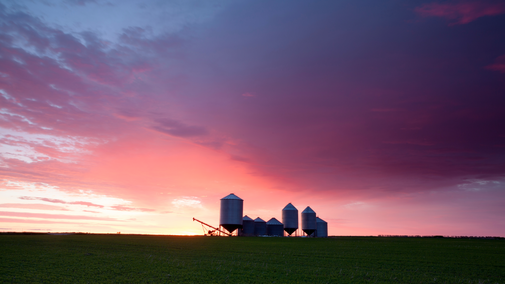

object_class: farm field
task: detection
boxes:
[0,234,504,283]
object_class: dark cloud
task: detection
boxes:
[167,0,505,193]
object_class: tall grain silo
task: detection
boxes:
[301,206,316,236]
[254,217,267,236]
[241,215,255,236]
[316,217,328,237]
[266,218,284,237]
[282,203,298,236]
[219,193,243,234]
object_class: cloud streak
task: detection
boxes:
[110,205,155,212]
[415,1,505,25]
[0,211,120,221]
[0,203,70,211]
[19,196,104,208]
[0,217,85,225]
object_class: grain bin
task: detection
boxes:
[282,203,298,236]
[301,206,316,236]
[316,217,328,237]
[254,217,267,236]
[219,193,243,234]
[241,215,255,236]
[266,218,284,237]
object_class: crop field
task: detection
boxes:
[0,234,504,283]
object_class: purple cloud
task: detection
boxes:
[152,118,208,137]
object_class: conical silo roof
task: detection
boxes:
[243,215,253,221]
[316,217,326,223]
[266,218,283,225]
[283,203,297,211]
[302,206,315,214]
[254,217,265,223]
[221,193,243,200]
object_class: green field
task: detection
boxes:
[0,234,504,283]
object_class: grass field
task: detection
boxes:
[0,234,504,283]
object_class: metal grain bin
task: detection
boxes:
[254,217,267,236]
[282,203,298,236]
[241,215,255,236]
[219,193,243,234]
[301,206,316,236]
[316,217,328,237]
[266,218,284,237]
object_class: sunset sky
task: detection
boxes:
[1,0,504,236]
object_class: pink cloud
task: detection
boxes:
[72,201,105,208]
[415,1,505,25]
[486,55,505,72]
[110,205,155,212]
[19,196,104,208]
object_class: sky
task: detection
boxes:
[0,0,504,236]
